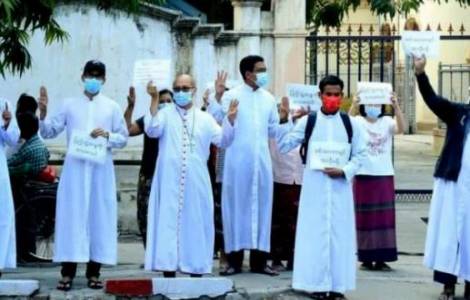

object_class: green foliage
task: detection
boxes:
[0,0,165,77]
[307,0,470,29]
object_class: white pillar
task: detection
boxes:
[232,1,264,61]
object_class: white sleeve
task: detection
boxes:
[210,115,235,148]
[342,117,368,181]
[276,116,306,154]
[144,109,166,139]
[107,104,129,149]
[206,93,225,124]
[0,121,19,148]
[39,101,67,139]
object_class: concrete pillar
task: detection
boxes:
[232,0,264,63]
[272,0,308,98]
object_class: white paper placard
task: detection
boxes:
[286,83,321,111]
[67,131,107,164]
[133,59,172,88]
[357,82,393,105]
[309,142,351,170]
[401,31,440,58]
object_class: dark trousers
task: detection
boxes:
[61,261,101,279]
[163,272,202,278]
[434,271,458,285]
[226,250,268,271]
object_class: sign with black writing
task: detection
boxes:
[402,31,440,58]
[357,82,392,105]
[286,83,321,111]
[309,142,351,170]
[68,131,107,164]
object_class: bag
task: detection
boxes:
[299,111,353,164]
[37,165,57,183]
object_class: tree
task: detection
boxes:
[0,0,165,77]
[307,0,470,28]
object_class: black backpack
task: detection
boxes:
[299,111,353,165]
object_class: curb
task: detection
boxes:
[0,280,40,297]
[105,277,234,299]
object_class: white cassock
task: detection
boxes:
[40,94,128,265]
[144,105,235,274]
[425,132,470,281]
[277,111,367,293]
[207,84,279,253]
[0,100,19,270]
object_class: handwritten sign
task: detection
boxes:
[402,31,440,58]
[286,83,321,111]
[67,131,107,164]
[133,59,172,88]
[357,82,392,105]
[309,142,351,170]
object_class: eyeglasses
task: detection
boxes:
[173,87,192,92]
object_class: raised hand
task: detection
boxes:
[279,96,290,121]
[391,92,399,108]
[227,99,239,126]
[147,80,159,98]
[127,86,136,108]
[2,102,11,127]
[215,71,228,99]
[38,86,48,120]
[413,55,426,75]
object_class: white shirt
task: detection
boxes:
[269,139,303,185]
[355,116,395,176]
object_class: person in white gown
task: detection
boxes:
[0,99,19,278]
[39,60,128,291]
[414,56,470,300]
[277,75,367,300]
[144,74,239,277]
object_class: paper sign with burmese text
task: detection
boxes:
[67,131,107,164]
[401,31,440,58]
[309,142,351,170]
[286,83,321,111]
[133,59,172,88]
[357,82,392,105]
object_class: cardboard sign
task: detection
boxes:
[286,83,321,111]
[357,82,392,105]
[133,59,172,88]
[67,131,107,164]
[309,142,351,170]
[402,31,440,58]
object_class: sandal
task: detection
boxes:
[310,292,328,299]
[329,292,348,300]
[219,266,242,276]
[87,279,104,290]
[57,280,73,291]
[250,265,279,276]
[374,262,392,271]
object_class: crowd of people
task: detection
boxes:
[0,55,468,300]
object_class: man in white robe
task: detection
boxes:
[414,57,470,300]
[0,99,19,277]
[39,60,128,291]
[144,75,238,277]
[277,75,367,300]
[207,55,280,276]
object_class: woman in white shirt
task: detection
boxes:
[349,93,406,271]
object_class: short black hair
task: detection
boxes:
[17,112,39,140]
[319,75,344,93]
[16,94,38,115]
[239,55,264,80]
[359,105,386,118]
[83,60,106,77]
[159,89,173,98]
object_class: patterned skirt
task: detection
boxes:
[353,175,397,262]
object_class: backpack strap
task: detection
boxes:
[299,112,317,164]
[340,112,353,144]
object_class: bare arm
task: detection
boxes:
[124,86,144,137]
[392,94,406,134]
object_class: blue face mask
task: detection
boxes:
[84,78,102,94]
[255,72,269,88]
[365,106,382,119]
[174,91,192,107]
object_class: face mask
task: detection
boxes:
[174,91,192,107]
[158,102,172,110]
[255,72,269,88]
[321,95,342,114]
[364,106,382,119]
[84,78,102,94]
